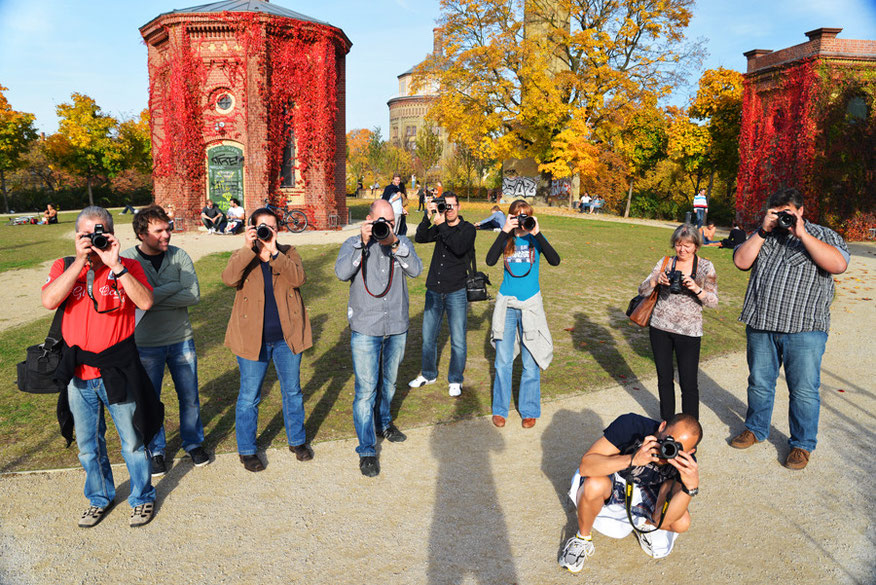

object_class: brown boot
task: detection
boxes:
[784,447,810,470]
[730,429,761,449]
[521,418,536,429]
[492,415,506,428]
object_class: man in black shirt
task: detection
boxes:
[201,199,226,233]
[409,192,476,397]
[559,413,702,573]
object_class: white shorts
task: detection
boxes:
[568,470,679,558]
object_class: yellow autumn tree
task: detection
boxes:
[0,85,38,212]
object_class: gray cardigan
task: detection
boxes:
[121,245,201,347]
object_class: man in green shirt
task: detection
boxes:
[122,205,209,476]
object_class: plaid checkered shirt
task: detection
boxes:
[738,221,849,333]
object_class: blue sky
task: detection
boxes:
[1,0,874,135]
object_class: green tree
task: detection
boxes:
[53,93,124,207]
[117,109,152,174]
[414,123,443,176]
[364,126,386,182]
[0,85,38,213]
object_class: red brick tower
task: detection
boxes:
[736,28,875,233]
[140,0,352,230]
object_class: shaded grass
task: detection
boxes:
[0,213,749,471]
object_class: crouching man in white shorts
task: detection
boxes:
[560,413,702,573]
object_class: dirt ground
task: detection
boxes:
[0,223,873,585]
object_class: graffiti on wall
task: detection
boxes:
[207,144,245,212]
[550,178,571,198]
[501,176,537,199]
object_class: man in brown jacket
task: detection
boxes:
[222,207,313,472]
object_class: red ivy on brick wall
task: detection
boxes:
[150,12,342,219]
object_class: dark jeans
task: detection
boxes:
[203,217,227,232]
[649,326,701,421]
[476,220,501,230]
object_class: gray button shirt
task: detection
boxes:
[335,235,422,336]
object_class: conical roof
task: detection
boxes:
[157,0,329,25]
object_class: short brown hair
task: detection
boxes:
[133,204,171,240]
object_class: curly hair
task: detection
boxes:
[132,204,171,240]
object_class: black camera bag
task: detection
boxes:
[16,257,74,394]
[465,249,491,302]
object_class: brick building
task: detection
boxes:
[736,28,876,231]
[140,0,352,231]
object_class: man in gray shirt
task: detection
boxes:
[335,199,422,477]
[122,204,209,476]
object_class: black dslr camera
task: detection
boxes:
[433,197,448,213]
[87,224,110,250]
[515,213,536,231]
[371,217,392,241]
[666,270,684,294]
[775,210,797,230]
[256,223,273,241]
[656,435,683,459]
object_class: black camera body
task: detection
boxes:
[371,217,391,241]
[667,270,684,294]
[256,223,273,241]
[515,214,536,231]
[775,210,797,230]
[433,197,448,214]
[88,224,110,250]
[656,436,683,459]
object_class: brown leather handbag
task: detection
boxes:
[627,256,670,327]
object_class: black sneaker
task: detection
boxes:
[188,447,210,467]
[380,423,407,443]
[150,454,167,478]
[359,456,380,477]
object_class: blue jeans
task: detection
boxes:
[492,307,541,419]
[138,338,204,456]
[421,287,468,383]
[235,340,306,456]
[695,208,705,228]
[67,377,155,508]
[744,326,828,451]
[350,331,407,457]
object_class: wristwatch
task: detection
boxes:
[680,484,699,497]
[390,240,401,251]
[756,228,768,239]
[113,266,129,278]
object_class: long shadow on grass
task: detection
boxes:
[571,311,660,418]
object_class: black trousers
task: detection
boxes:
[649,326,701,421]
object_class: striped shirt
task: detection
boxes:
[738,222,849,333]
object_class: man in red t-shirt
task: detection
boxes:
[41,206,157,528]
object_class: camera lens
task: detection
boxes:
[659,439,679,459]
[668,270,684,294]
[372,220,390,240]
[436,202,448,213]
[91,234,109,249]
[256,224,272,241]
[522,216,536,231]
[776,212,795,229]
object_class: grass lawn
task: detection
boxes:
[0,210,751,471]
[0,210,134,273]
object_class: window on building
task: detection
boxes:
[215,92,234,113]
[846,96,868,123]
[281,125,296,188]
[406,125,417,137]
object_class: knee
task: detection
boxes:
[670,511,691,534]
[579,476,611,504]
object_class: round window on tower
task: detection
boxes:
[216,92,235,113]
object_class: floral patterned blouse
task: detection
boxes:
[638,256,718,337]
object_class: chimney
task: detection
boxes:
[433,28,442,57]
[805,27,842,42]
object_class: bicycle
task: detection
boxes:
[262,198,308,233]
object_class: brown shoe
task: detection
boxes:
[784,447,810,470]
[290,444,313,461]
[239,454,264,472]
[521,418,536,429]
[492,415,506,428]
[730,429,761,449]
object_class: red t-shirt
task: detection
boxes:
[43,257,152,380]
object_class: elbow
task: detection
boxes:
[41,295,58,311]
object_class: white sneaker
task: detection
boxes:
[559,535,594,573]
[492,227,501,232]
[408,374,437,388]
[448,383,462,397]
[208,228,215,234]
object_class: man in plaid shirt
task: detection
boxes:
[730,188,850,470]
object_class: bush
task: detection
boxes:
[629,190,683,220]
[7,186,153,213]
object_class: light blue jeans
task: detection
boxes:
[67,377,155,508]
[350,331,407,457]
[421,287,468,383]
[492,307,541,419]
[138,338,205,456]
[235,340,306,456]
[744,326,828,451]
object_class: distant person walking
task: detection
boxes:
[692,189,708,229]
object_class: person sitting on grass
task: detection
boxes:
[39,203,58,225]
[559,413,701,573]
[700,221,721,247]
[720,221,747,249]
[474,205,506,231]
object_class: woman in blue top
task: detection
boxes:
[485,200,561,429]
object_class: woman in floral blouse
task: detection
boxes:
[638,224,718,421]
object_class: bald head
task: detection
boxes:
[661,413,703,452]
[368,199,395,222]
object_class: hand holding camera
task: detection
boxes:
[427,197,447,225]
[78,224,120,267]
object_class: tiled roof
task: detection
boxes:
[154,0,329,26]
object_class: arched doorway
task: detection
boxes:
[206,142,245,212]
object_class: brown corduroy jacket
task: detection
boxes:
[222,243,313,360]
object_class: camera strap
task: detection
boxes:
[360,245,394,298]
[503,240,535,278]
[670,256,699,279]
[624,476,675,535]
[86,266,122,314]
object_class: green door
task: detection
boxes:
[207,144,244,212]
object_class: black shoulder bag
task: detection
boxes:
[16,256,74,394]
[465,248,491,302]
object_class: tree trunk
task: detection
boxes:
[87,175,94,207]
[624,180,634,218]
[0,169,9,214]
[570,174,580,209]
[705,169,715,223]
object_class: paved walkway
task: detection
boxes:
[1,243,873,584]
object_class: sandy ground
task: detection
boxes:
[0,224,873,585]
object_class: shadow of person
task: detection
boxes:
[427,393,518,585]
[540,408,606,559]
